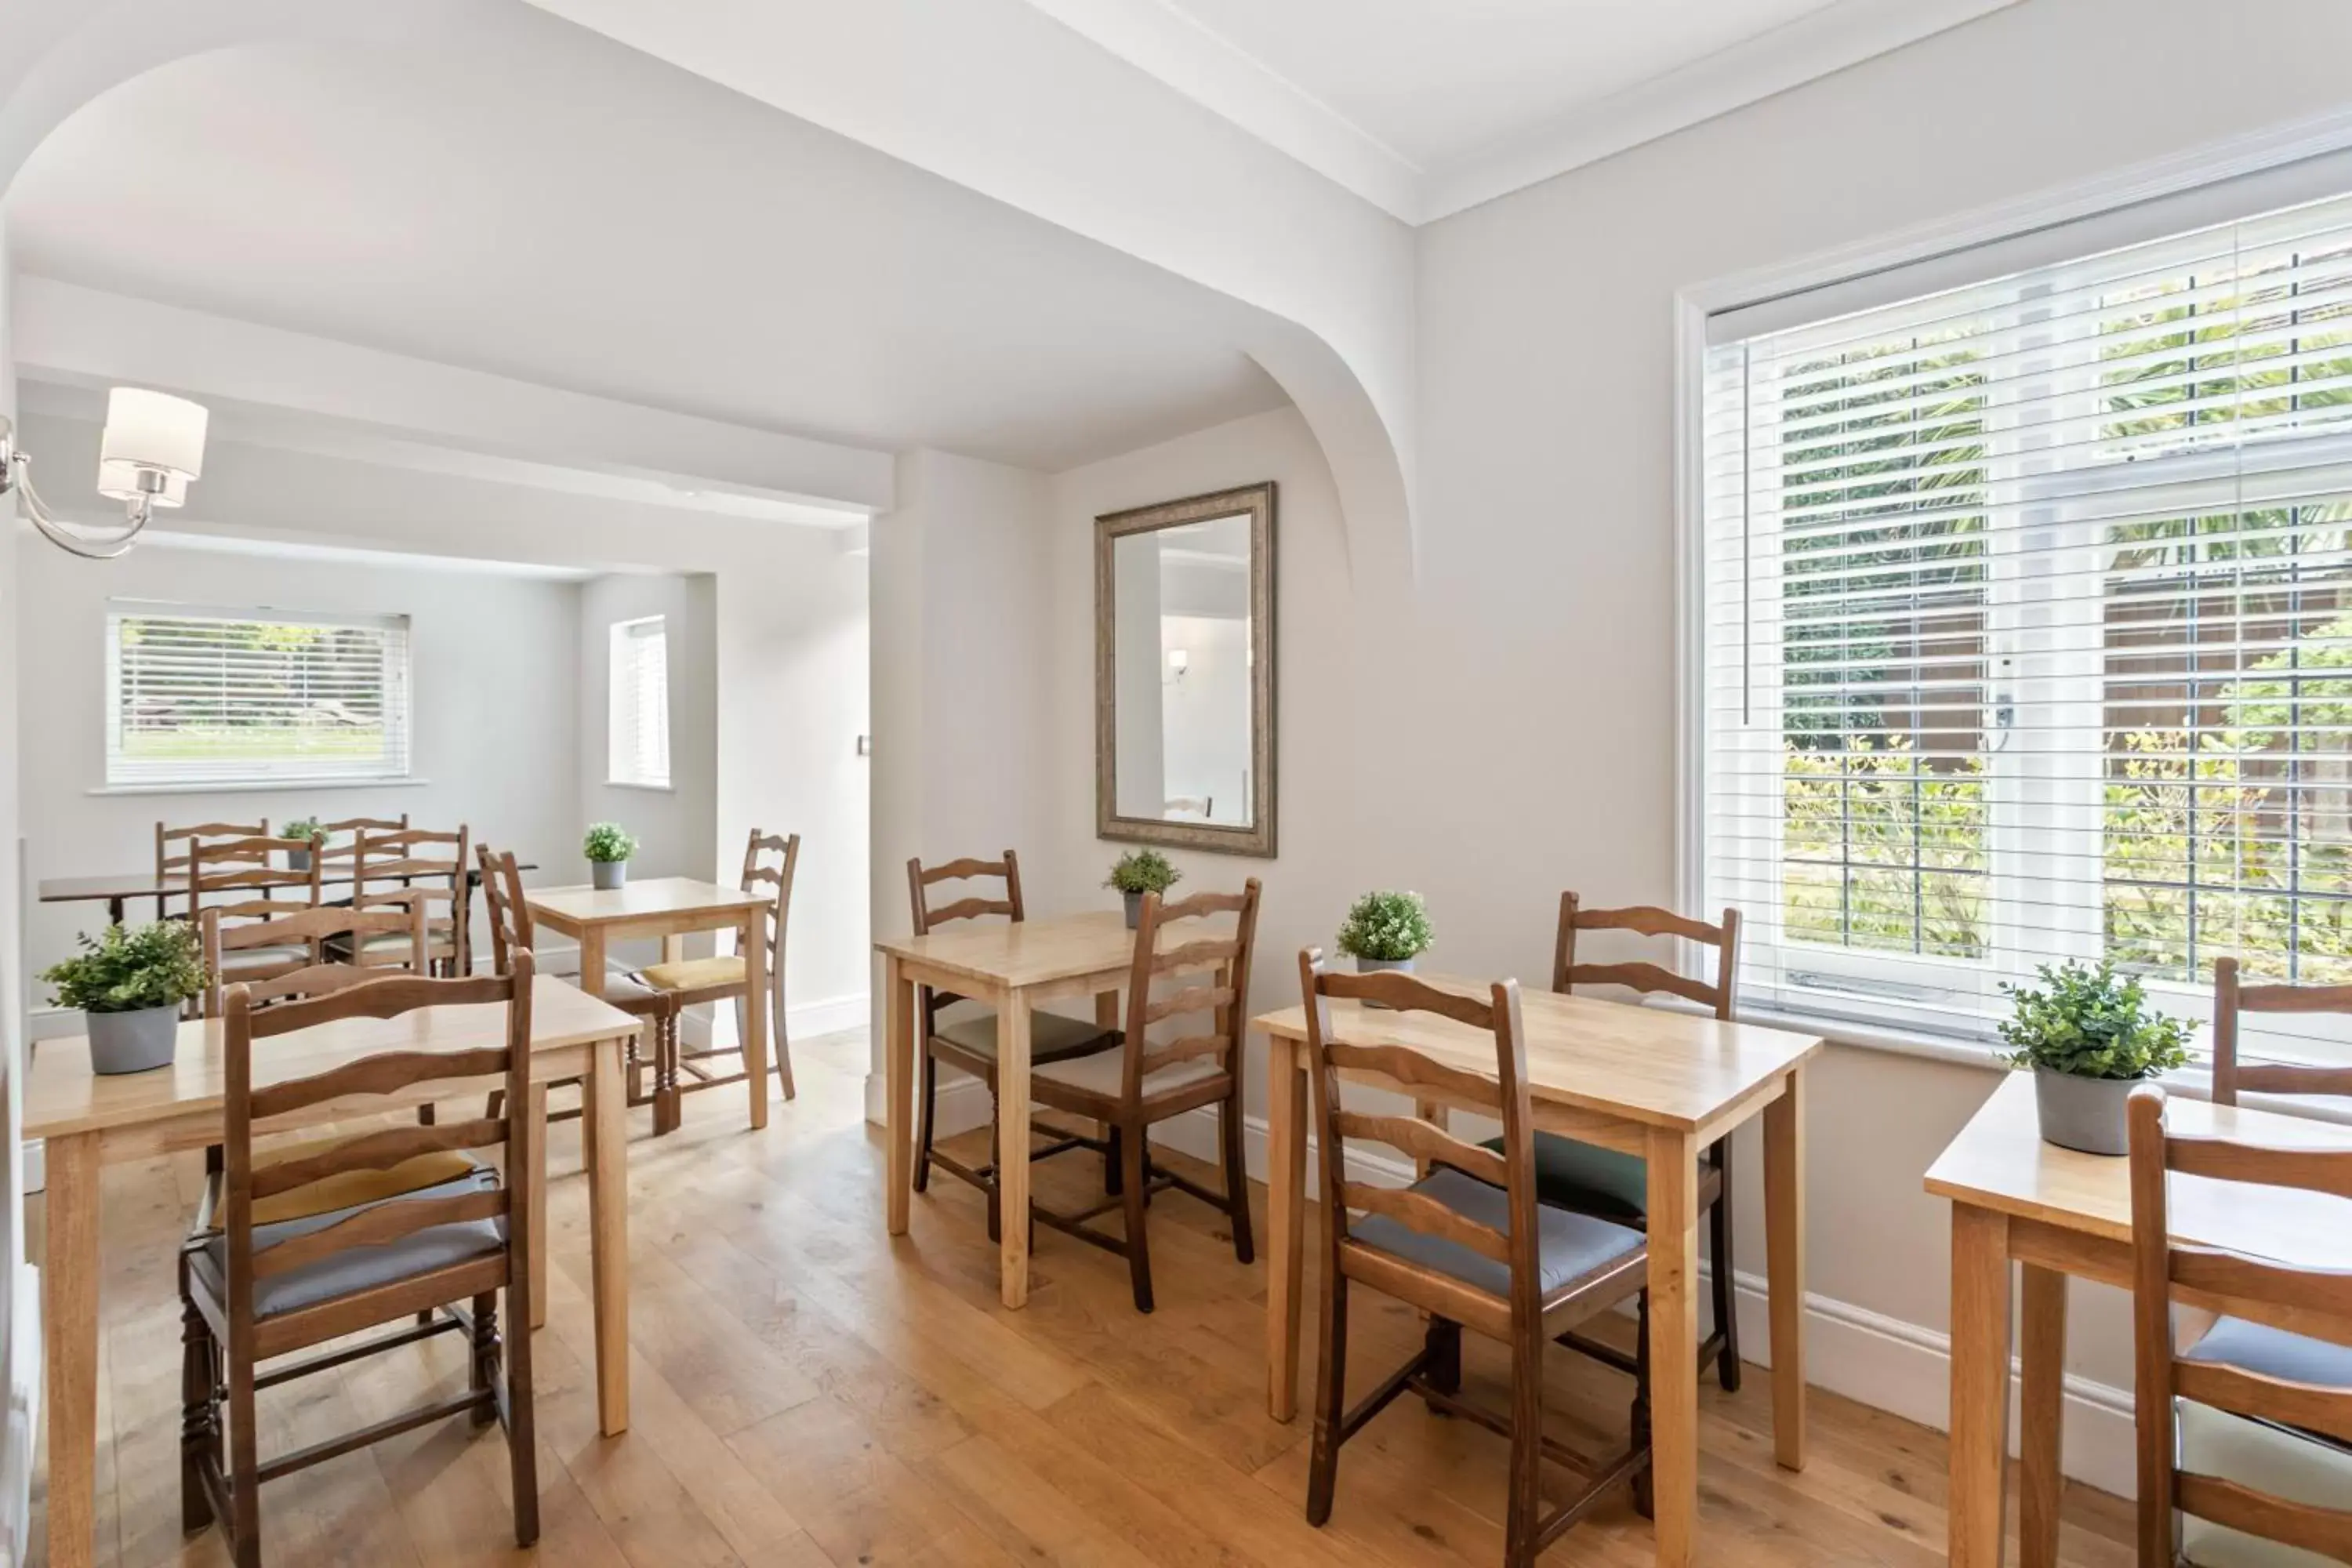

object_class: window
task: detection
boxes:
[607,615,670,788]
[106,603,412,787]
[1697,164,2352,1065]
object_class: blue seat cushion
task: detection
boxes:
[1351,1167,1646,1301]
[2183,1316,2352,1394]
[2178,1320,2352,1566]
[188,1166,506,1320]
[1482,1131,1650,1219]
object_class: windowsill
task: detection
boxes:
[88,777,430,797]
[601,780,674,793]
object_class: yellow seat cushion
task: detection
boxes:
[195,1138,485,1230]
[639,955,746,992]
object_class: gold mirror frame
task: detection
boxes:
[1094,481,1276,858]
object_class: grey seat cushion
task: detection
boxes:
[1352,1167,1646,1301]
[187,1166,506,1319]
[1033,1050,1222,1100]
[933,1008,1118,1067]
[2183,1317,2352,1391]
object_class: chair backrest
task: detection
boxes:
[477,846,534,975]
[1298,949,1540,1330]
[2212,957,2352,1105]
[220,953,535,1343]
[188,834,322,927]
[1553,893,1740,1021]
[200,902,428,1014]
[2128,1085,2352,1563]
[906,851,1023,1014]
[353,826,470,967]
[318,813,410,866]
[1116,880,1262,1102]
[741,830,799,1001]
[157,819,270,916]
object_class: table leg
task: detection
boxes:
[108,895,127,927]
[42,1131,102,1568]
[1763,1065,1808,1471]
[527,1082,550,1330]
[586,1033,631,1436]
[662,933,685,965]
[1265,1035,1306,1422]
[1646,1126,1700,1568]
[887,956,914,1236]
[579,926,607,1004]
[742,906,770,1131]
[2019,1264,2068,1568]
[1949,1203,2014,1568]
[998,991,1033,1308]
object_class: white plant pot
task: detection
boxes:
[85,1002,180,1076]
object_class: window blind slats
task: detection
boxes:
[607,615,670,789]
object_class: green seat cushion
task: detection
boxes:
[1482,1131,1649,1219]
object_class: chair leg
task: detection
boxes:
[470,1292,499,1428]
[179,1261,216,1533]
[1422,1316,1462,1406]
[505,1280,540,1547]
[985,1094,1004,1246]
[771,986,796,1102]
[913,1048,939,1194]
[1120,1119,1154,1313]
[1709,1143,1742,1392]
[1504,1312,1547,1568]
[1305,1272,1348,1527]
[1105,1124,1123,1196]
[1222,1083,1254,1265]
[227,1350,262,1568]
[655,1016,684,1135]
[1632,1289,1655,1519]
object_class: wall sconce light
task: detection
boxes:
[0,387,209,559]
[1166,648,1189,684]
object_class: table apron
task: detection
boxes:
[892,959,1131,1009]
[534,910,750,943]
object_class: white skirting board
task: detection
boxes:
[873,1073,2140,1500]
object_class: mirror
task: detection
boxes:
[1095,482,1276,857]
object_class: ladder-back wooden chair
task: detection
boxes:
[157,819,271,920]
[1029,880,1262,1312]
[632,829,801,1131]
[1493,893,1743,1391]
[199,903,426,1017]
[316,813,408,868]
[906,851,1120,1242]
[352,826,470,975]
[2128,1085,2352,1567]
[180,958,540,1566]
[187,836,324,1004]
[1298,950,1654,1565]
[2212,956,2352,1106]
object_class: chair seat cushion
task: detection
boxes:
[187,1166,506,1319]
[255,1143,487,1228]
[933,1009,1118,1067]
[2179,1322,2352,1567]
[597,975,676,1015]
[1352,1167,1646,1301]
[640,955,746,992]
[2184,1316,2352,1390]
[1033,1049,1221,1101]
[1481,1131,1650,1218]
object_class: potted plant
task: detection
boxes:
[282,817,322,871]
[1105,849,1181,928]
[584,822,638,890]
[1998,960,2193,1156]
[43,921,205,1076]
[1336,890,1433,1007]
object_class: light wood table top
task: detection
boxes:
[26,975,641,1142]
[1252,978,1825,1134]
[527,877,768,928]
[1926,1071,2352,1265]
[875,906,1139,994]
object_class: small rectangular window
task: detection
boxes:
[105,603,412,788]
[608,615,670,788]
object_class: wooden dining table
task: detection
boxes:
[528,877,774,1132]
[38,860,534,928]
[1926,1073,2352,1568]
[24,974,644,1568]
[875,909,1138,1308]
[1252,981,1824,1568]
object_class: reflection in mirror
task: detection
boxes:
[1096,483,1274,857]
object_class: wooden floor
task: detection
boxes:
[31,1027,2137,1567]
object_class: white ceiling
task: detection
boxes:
[1025,0,2020,220]
[5,5,1290,472]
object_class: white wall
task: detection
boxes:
[0,227,31,1566]
[16,538,581,982]
[577,572,717,884]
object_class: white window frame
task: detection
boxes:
[606,613,672,790]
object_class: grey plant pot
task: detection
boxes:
[287,848,312,872]
[592,859,629,891]
[1123,891,1144,929]
[1355,955,1416,1008]
[86,1002,180,1076]
[2034,1067,2139,1156]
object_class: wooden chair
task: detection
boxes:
[906,851,1120,1242]
[316,813,408,866]
[156,819,270,920]
[188,836,324,1002]
[1492,893,1743,1391]
[179,958,541,1566]
[2212,957,2352,1105]
[2128,1085,2352,1566]
[1298,951,1654,1564]
[199,903,427,1016]
[631,829,800,1131]
[1029,880,1262,1313]
[476,844,673,1126]
[352,826,470,976]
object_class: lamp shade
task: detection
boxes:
[97,388,207,488]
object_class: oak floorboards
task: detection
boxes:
[32,1025,2135,1566]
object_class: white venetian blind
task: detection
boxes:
[1701,181,2352,1062]
[106,604,412,786]
[608,615,670,788]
